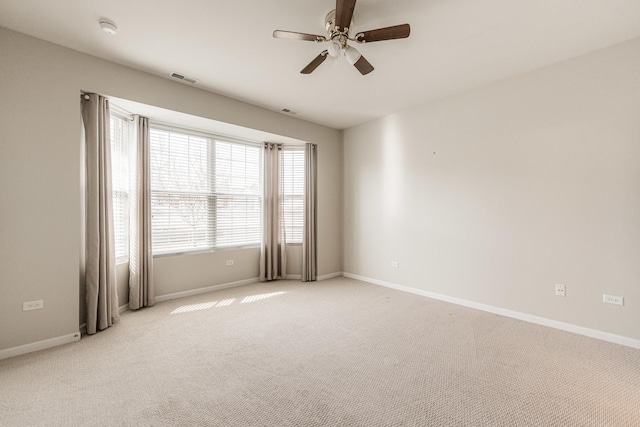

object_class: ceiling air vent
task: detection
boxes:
[171,73,198,85]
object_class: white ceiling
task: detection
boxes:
[2,0,640,130]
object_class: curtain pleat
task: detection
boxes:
[302,143,317,282]
[260,142,287,281]
[129,116,155,310]
[81,93,120,334]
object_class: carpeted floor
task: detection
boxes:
[1,277,639,426]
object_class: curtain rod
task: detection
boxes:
[80,93,134,121]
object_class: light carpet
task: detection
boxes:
[1,277,639,426]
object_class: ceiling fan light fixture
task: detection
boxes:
[327,40,342,58]
[344,46,361,65]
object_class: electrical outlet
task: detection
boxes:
[23,300,44,311]
[226,260,234,266]
[603,294,624,306]
[555,284,565,297]
[391,261,399,268]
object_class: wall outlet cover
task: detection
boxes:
[23,300,44,311]
[603,294,624,306]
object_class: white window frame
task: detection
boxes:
[149,124,262,256]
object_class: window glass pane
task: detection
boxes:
[215,141,261,195]
[110,114,130,260]
[281,148,304,244]
[215,195,262,248]
[150,193,213,253]
[150,130,211,193]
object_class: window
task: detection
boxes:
[110,112,131,261]
[281,148,304,244]
[149,126,261,255]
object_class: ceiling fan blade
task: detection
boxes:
[335,0,357,32]
[353,54,374,75]
[355,24,411,43]
[301,51,329,74]
[273,30,327,43]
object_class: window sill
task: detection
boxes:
[153,245,261,258]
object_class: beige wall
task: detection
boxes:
[344,38,640,340]
[0,27,342,352]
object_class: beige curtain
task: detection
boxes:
[302,143,317,282]
[81,93,120,334]
[129,116,155,309]
[260,142,287,281]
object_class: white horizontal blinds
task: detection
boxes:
[149,126,262,255]
[150,128,213,254]
[214,140,262,247]
[281,148,305,244]
[110,113,130,260]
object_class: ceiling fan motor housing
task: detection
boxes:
[325,10,354,37]
[325,10,336,33]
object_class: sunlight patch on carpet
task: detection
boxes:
[170,292,285,314]
[241,291,286,304]
[170,299,235,314]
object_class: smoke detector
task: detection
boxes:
[99,19,119,35]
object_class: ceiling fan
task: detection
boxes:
[273,0,410,75]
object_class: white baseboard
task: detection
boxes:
[79,303,129,335]
[318,271,343,281]
[343,272,640,350]
[80,275,294,331]
[283,272,342,281]
[0,332,81,360]
[137,273,342,306]
[155,277,260,303]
